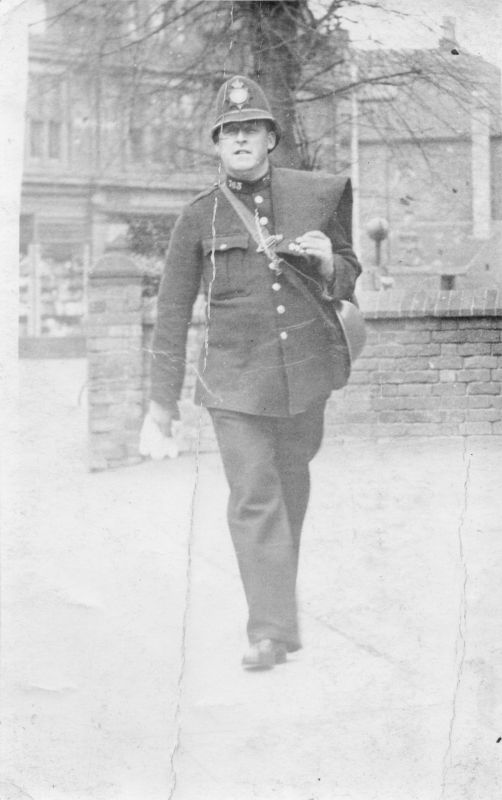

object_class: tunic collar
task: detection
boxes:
[226,171,271,195]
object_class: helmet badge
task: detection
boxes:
[228,78,249,109]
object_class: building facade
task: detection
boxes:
[20,7,502,339]
[21,0,214,337]
[352,22,502,290]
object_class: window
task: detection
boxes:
[151,125,164,163]
[175,128,194,169]
[19,214,35,256]
[129,127,145,162]
[48,120,62,159]
[26,73,65,163]
[30,120,44,158]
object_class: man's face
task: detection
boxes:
[214,121,276,180]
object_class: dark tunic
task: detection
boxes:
[150,166,362,417]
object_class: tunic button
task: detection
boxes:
[277,305,285,314]
[259,216,269,226]
[254,195,264,204]
[280,331,288,340]
[272,282,281,291]
[219,243,228,250]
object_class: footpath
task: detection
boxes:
[1,359,501,800]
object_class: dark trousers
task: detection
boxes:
[209,399,326,650]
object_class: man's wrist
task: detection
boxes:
[320,256,336,300]
[149,399,179,421]
[318,253,335,281]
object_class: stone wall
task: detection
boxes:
[87,262,502,470]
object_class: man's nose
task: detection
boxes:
[235,127,247,141]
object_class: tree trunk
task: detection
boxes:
[238,1,302,169]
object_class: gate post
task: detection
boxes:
[86,240,144,470]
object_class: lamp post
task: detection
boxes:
[350,59,360,255]
[366,217,390,290]
[366,217,389,268]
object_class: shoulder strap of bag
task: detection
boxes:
[220,181,341,325]
[220,182,264,246]
[219,181,366,362]
[220,181,331,310]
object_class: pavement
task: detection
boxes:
[1,359,502,800]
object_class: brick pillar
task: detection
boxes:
[86,240,144,470]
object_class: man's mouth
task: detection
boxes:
[234,149,251,155]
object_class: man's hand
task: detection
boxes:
[140,400,179,460]
[149,399,174,437]
[295,230,334,281]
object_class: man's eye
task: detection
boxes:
[220,122,262,138]
[221,125,239,136]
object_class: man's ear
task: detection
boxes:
[267,130,277,152]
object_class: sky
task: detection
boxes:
[8,0,502,72]
[341,0,502,71]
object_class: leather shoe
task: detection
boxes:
[242,639,287,670]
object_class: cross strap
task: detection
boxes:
[219,181,367,364]
[220,181,339,330]
[220,181,273,248]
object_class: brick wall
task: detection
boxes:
[142,295,217,453]
[87,248,145,470]
[88,269,501,470]
[326,289,502,438]
[143,288,502,450]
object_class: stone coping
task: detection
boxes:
[143,289,502,325]
[357,288,502,318]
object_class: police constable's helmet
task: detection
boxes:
[211,75,281,150]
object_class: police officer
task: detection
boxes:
[148,75,362,669]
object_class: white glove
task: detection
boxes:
[139,412,179,460]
